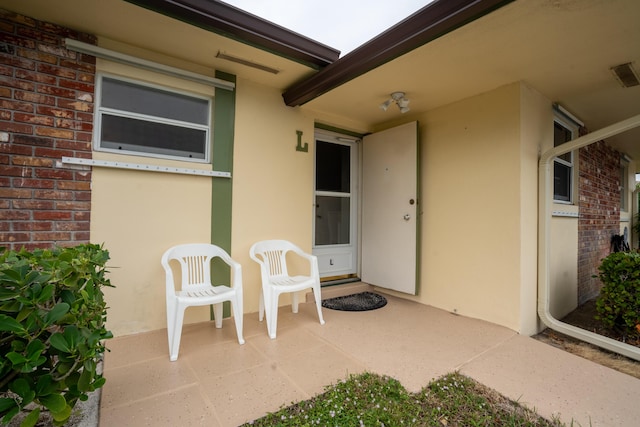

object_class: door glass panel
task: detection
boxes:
[315,196,350,245]
[316,141,350,192]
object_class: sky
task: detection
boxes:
[222,0,434,56]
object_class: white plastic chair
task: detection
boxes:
[161,243,244,361]
[249,240,325,339]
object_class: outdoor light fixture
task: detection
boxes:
[380,92,410,113]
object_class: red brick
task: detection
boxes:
[74,211,90,221]
[59,59,95,73]
[0,110,10,120]
[0,99,34,113]
[0,87,11,98]
[11,178,54,189]
[0,10,36,27]
[0,53,36,71]
[73,231,90,241]
[0,210,30,220]
[12,134,53,147]
[0,77,35,91]
[32,211,71,221]
[33,232,71,241]
[0,232,31,243]
[54,118,80,129]
[16,27,59,45]
[56,221,89,231]
[15,90,55,105]
[15,69,57,85]
[0,21,14,33]
[35,127,73,139]
[0,187,32,198]
[34,147,74,158]
[33,189,74,200]
[0,121,32,134]
[78,73,95,84]
[0,221,8,230]
[76,111,92,122]
[57,180,90,191]
[0,33,36,49]
[11,199,54,210]
[13,221,52,231]
[12,156,53,167]
[74,170,92,181]
[59,79,94,93]
[14,113,54,126]
[0,143,32,155]
[56,201,90,211]
[74,192,91,201]
[35,168,73,180]
[18,47,57,64]
[0,65,13,77]
[56,139,90,151]
[75,132,92,142]
[37,63,76,79]
[37,85,75,99]
[36,105,74,119]
[37,43,75,60]
[0,165,33,177]
[57,99,92,112]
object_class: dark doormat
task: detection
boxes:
[321,291,387,312]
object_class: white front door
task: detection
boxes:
[313,131,359,280]
[361,122,419,295]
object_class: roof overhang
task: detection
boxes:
[283,0,515,106]
[124,0,340,69]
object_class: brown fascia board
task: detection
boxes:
[124,0,341,69]
[282,0,515,107]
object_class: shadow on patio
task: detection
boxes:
[99,287,640,426]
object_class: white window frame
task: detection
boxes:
[553,114,578,203]
[94,73,212,163]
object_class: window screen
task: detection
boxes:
[96,76,211,161]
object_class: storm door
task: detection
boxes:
[313,132,359,281]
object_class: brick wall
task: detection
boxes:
[577,140,621,304]
[0,9,96,251]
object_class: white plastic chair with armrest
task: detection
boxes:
[161,243,244,361]
[249,239,325,339]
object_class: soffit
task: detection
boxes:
[1,0,325,90]
[301,0,640,163]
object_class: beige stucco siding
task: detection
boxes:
[368,82,548,334]
[231,78,317,315]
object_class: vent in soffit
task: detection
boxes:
[611,62,640,88]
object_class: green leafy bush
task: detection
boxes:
[596,251,640,339]
[0,244,113,426]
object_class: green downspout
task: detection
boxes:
[211,71,236,318]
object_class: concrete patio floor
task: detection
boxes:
[99,284,640,426]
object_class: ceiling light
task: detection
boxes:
[379,91,410,113]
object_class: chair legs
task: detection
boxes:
[311,284,325,326]
[231,295,245,345]
[261,288,325,340]
[168,304,186,362]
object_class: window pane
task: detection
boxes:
[101,114,206,159]
[315,196,350,245]
[554,162,571,201]
[316,141,350,193]
[101,77,209,125]
[554,122,572,163]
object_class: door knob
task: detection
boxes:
[403,214,411,221]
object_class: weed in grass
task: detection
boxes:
[241,372,562,426]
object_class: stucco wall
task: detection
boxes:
[372,82,544,333]
[231,78,317,317]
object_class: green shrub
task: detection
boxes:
[0,244,114,426]
[596,251,640,339]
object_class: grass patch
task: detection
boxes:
[241,372,562,426]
